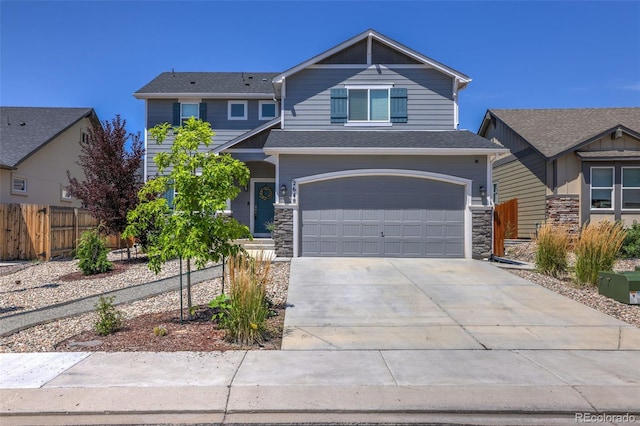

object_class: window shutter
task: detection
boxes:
[390,88,407,123]
[199,102,207,122]
[330,88,348,123]
[163,187,174,210]
[172,103,180,126]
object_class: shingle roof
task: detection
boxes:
[486,108,640,159]
[0,107,95,168]
[264,130,503,150]
[134,72,278,96]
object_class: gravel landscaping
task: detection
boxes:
[0,251,289,353]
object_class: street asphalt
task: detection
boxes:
[1,257,639,425]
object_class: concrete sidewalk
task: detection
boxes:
[1,349,639,424]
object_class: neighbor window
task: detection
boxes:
[622,167,640,209]
[11,176,27,195]
[228,101,247,120]
[492,182,499,204]
[61,185,72,201]
[259,101,277,120]
[591,167,613,209]
[181,103,199,124]
[348,88,389,122]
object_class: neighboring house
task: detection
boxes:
[0,107,99,207]
[135,29,506,258]
[478,108,640,238]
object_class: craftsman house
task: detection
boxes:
[134,29,505,258]
[479,108,640,238]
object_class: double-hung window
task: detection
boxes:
[347,86,390,122]
[591,167,614,209]
[181,103,199,124]
[12,175,27,195]
[622,167,640,209]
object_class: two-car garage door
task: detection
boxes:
[300,175,465,257]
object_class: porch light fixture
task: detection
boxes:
[479,185,487,198]
[280,184,288,198]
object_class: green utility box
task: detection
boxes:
[598,271,640,305]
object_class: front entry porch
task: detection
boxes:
[229,161,275,237]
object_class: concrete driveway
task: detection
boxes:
[282,257,640,350]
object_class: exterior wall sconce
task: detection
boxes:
[479,185,487,198]
[280,184,287,199]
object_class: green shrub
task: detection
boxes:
[77,229,112,275]
[620,221,640,259]
[535,222,570,278]
[222,252,271,345]
[94,296,123,335]
[574,220,626,286]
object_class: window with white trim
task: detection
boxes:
[181,103,199,124]
[259,101,277,120]
[622,167,640,209]
[228,101,247,120]
[11,175,27,195]
[591,167,613,209]
[348,88,389,122]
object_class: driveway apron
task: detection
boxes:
[282,257,640,350]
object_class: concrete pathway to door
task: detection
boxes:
[283,257,640,350]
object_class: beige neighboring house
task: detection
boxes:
[478,107,640,238]
[0,107,99,206]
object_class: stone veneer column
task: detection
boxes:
[273,205,293,258]
[471,207,493,259]
[545,195,580,234]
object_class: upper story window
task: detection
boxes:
[259,101,278,120]
[622,167,640,210]
[181,103,199,124]
[331,87,407,125]
[591,167,613,210]
[348,88,389,122]
[228,101,248,120]
[172,102,206,126]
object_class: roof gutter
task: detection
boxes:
[264,147,508,156]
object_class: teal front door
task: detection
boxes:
[254,182,275,235]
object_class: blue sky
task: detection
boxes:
[1,0,639,140]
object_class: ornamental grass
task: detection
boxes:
[224,251,271,345]
[535,222,570,278]
[574,220,626,286]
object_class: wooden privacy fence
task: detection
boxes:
[1,203,121,261]
[493,198,518,257]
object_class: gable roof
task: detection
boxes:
[480,108,640,160]
[273,29,471,90]
[134,72,279,99]
[0,107,97,169]
[263,130,505,154]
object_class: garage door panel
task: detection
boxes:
[300,176,465,257]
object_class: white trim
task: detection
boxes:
[259,100,278,120]
[590,166,615,211]
[293,207,300,257]
[178,97,201,103]
[366,34,372,65]
[344,122,393,127]
[280,78,286,129]
[274,154,281,204]
[249,178,276,237]
[291,169,473,259]
[134,92,273,100]
[264,147,508,156]
[228,100,248,120]
[452,78,459,129]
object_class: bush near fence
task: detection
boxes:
[0,203,127,261]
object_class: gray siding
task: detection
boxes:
[146,99,271,130]
[279,154,487,200]
[284,67,454,130]
[145,130,247,178]
[483,119,533,155]
[493,153,546,238]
